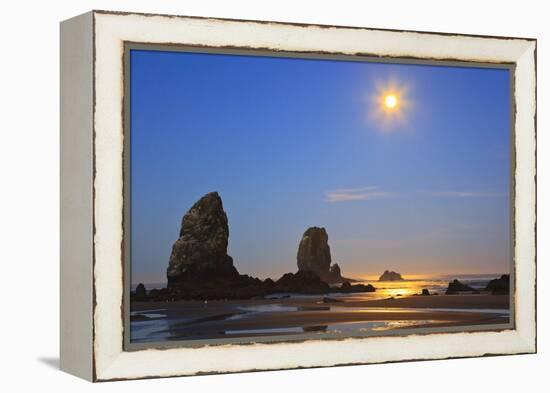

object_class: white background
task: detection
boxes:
[0,0,545,391]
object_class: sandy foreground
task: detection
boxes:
[131,294,510,341]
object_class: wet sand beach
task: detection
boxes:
[130,294,510,343]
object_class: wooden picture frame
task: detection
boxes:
[60,10,536,381]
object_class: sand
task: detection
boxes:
[133,293,509,311]
[130,294,510,342]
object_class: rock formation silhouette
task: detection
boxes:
[378,270,404,281]
[297,227,352,283]
[167,192,238,285]
[137,192,375,301]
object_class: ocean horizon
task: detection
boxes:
[131,272,508,298]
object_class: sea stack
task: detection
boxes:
[133,283,147,301]
[148,196,371,301]
[379,270,404,281]
[297,227,331,280]
[329,263,342,280]
[484,274,510,294]
[445,279,476,295]
[297,227,346,283]
[167,192,239,285]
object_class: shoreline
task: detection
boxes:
[131,274,509,290]
[131,293,509,311]
[130,294,510,343]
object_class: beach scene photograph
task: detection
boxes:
[128,48,512,345]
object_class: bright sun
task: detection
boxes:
[384,94,398,109]
[368,80,411,130]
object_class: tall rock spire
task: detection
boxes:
[167,192,238,285]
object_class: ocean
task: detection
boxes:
[131,273,505,299]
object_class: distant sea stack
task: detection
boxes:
[445,279,476,295]
[297,227,351,283]
[167,192,239,285]
[484,274,510,294]
[134,283,147,301]
[329,263,342,281]
[379,270,404,281]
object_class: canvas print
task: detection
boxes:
[127,48,512,346]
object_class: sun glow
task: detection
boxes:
[369,80,411,130]
[384,94,397,109]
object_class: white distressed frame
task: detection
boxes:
[63,10,536,381]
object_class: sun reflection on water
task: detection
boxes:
[368,279,439,299]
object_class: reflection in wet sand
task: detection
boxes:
[130,294,510,343]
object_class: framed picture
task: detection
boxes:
[60,10,536,381]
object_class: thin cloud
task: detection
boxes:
[324,187,505,203]
[328,186,378,193]
[426,191,506,198]
[325,186,394,203]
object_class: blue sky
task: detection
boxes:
[130,49,511,284]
